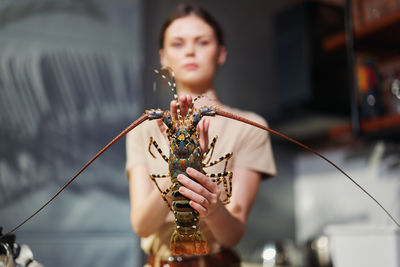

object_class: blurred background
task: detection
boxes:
[1,0,400,266]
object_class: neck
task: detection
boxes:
[176,81,213,96]
[175,80,222,106]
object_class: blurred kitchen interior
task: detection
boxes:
[0,0,400,266]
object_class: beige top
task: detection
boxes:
[125,91,276,261]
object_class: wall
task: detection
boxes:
[0,0,144,266]
[143,0,292,117]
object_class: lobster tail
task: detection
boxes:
[170,228,210,255]
[170,183,210,255]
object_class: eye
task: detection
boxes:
[198,40,210,46]
[171,41,183,48]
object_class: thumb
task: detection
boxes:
[157,119,168,142]
[198,118,209,154]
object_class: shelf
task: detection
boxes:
[323,8,400,52]
[274,114,348,142]
[329,113,400,138]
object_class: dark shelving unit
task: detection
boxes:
[322,0,400,139]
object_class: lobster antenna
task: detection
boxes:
[151,68,162,92]
[0,114,149,239]
[153,68,206,122]
[193,95,204,102]
[155,67,184,125]
[152,67,172,92]
[216,109,400,228]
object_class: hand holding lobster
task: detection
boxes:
[158,95,210,153]
[178,166,223,218]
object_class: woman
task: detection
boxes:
[126,4,276,267]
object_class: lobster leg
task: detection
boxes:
[206,171,233,205]
[148,137,169,162]
[151,174,170,178]
[203,152,233,168]
[150,175,173,212]
[202,136,218,164]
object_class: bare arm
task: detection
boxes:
[178,167,261,247]
[128,165,170,237]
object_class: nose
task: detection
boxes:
[185,42,195,57]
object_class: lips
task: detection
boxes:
[183,63,199,70]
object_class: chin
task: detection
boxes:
[182,78,211,90]
[179,73,213,86]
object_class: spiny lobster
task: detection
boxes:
[1,68,399,256]
[146,68,233,255]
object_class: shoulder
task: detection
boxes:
[127,119,160,140]
[214,104,276,177]
[211,104,271,148]
[219,105,269,128]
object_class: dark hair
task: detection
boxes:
[159,3,225,49]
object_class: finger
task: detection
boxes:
[179,186,210,212]
[184,95,192,117]
[157,119,165,133]
[157,119,168,140]
[170,100,177,121]
[198,118,209,153]
[189,199,208,217]
[203,117,210,131]
[177,173,214,200]
[186,168,219,195]
[186,95,193,111]
[179,95,187,118]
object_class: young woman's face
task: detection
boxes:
[160,15,226,91]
